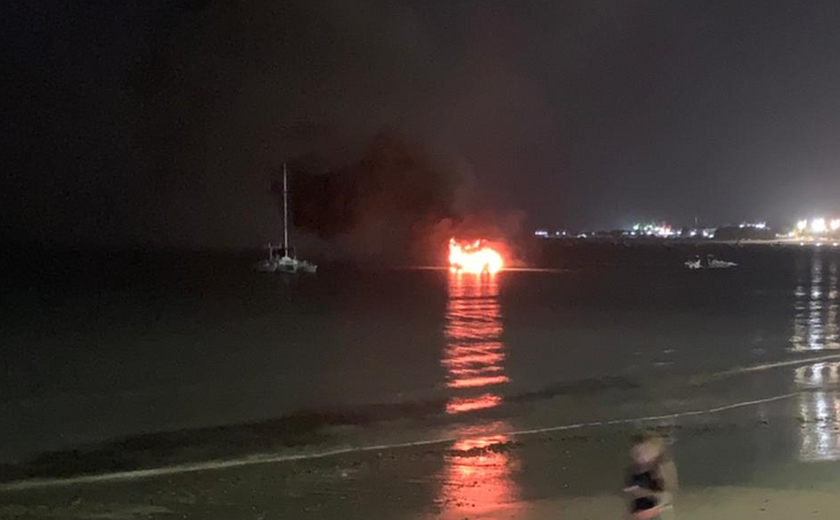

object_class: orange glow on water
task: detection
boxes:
[445,394,503,414]
[446,374,510,389]
[437,273,519,519]
[448,238,504,274]
[443,274,509,404]
[452,431,511,452]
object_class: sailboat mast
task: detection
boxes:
[283,163,289,253]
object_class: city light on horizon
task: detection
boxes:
[811,218,827,234]
[787,217,840,239]
[531,215,840,243]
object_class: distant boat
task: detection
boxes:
[685,254,737,270]
[256,164,318,275]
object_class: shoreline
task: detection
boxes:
[0,390,800,492]
[3,382,840,519]
[3,353,840,518]
[4,350,836,487]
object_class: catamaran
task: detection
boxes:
[256,164,318,274]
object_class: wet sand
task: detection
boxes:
[3,360,840,519]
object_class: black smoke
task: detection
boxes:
[272,131,491,262]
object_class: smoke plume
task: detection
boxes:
[273,130,520,264]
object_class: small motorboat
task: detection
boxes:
[685,254,737,269]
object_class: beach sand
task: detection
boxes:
[3,361,840,519]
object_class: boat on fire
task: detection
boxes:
[448,238,503,274]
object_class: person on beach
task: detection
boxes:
[624,430,678,519]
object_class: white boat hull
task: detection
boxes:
[255,255,317,274]
[685,259,737,269]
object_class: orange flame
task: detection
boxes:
[448,238,503,274]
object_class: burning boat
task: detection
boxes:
[448,238,503,274]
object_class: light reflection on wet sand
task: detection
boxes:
[437,423,521,519]
[795,362,840,462]
[437,273,520,518]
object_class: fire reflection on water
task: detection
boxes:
[436,272,520,518]
[443,272,509,412]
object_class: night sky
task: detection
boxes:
[6,0,840,247]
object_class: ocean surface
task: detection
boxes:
[2,243,840,469]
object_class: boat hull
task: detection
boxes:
[255,256,317,275]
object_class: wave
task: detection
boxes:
[2,353,828,490]
[0,375,636,486]
[708,353,840,378]
[0,391,798,492]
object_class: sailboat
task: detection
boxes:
[256,164,318,274]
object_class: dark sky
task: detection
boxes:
[5,0,840,246]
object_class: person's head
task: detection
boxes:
[631,430,666,466]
